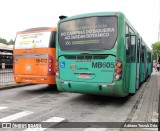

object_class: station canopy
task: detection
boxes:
[0,43,13,52]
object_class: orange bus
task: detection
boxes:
[13,27,56,85]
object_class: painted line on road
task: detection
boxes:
[0,106,8,111]
[0,111,33,122]
[24,116,66,131]
[83,128,107,131]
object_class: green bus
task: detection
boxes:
[56,12,152,97]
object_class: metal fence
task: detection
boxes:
[0,48,15,86]
[0,68,15,86]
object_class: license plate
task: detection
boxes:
[79,74,90,79]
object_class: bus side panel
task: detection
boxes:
[147,63,152,77]
[140,63,145,83]
[56,79,128,97]
[129,63,136,93]
[14,48,56,84]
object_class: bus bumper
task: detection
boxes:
[56,78,128,97]
[14,75,56,84]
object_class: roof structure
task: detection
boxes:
[0,43,13,52]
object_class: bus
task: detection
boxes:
[56,12,152,97]
[14,27,56,85]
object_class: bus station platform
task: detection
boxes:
[131,72,159,123]
[122,71,160,131]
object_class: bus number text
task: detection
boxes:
[36,59,47,63]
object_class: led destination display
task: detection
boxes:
[59,16,118,51]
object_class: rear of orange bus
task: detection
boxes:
[13,27,56,84]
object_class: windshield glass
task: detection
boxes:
[59,16,117,51]
[14,32,51,49]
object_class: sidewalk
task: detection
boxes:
[122,71,160,131]
[132,72,159,122]
[0,83,31,90]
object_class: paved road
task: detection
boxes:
[0,73,159,131]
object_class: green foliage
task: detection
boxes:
[8,39,15,45]
[151,41,160,60]
[0,37,14,46]
[0,37,8,44]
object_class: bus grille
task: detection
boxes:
[64,55,109,60]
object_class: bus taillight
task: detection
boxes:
[48,55,55,75]
[115,68,121,74]
[49,59,52,63]
[114,58,122,81]
[56,61,59,78]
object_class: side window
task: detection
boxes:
[137,39,141,63]
[130,35,136,62]
[141,45,145,63]
[125,24,130,58]
[49,31,56,48]
[147,52,151,63]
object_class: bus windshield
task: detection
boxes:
[15,32,51,49]
[59,16,118,51]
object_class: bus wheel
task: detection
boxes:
[47,84,58,90]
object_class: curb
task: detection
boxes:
[0,84,33,91]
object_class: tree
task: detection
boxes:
[8,39,15,45]
[151,41,160,61]
[0,37,7,44]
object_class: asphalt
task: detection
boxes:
[0,72,160,131]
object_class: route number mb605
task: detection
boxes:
[92,62,115,68]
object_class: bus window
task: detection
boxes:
[125,24,130,61]
[130,35,136,62]
[15,32,52,49]
[49,32,56,48]
[59,16,118,51]
[141,46,145,63]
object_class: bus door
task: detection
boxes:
[125,34,131,89]
[129,33,138,93]
[140,44,146,83]
[144,46,147,80]
[136,37,141,89]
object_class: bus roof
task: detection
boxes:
[17,27,56,34]
[58,11,151,51]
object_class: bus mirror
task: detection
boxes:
[59,16,67,20]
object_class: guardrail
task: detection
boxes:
[0,64,15,86]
